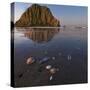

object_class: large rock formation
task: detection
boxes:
[15,4,60,27]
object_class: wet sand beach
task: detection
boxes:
[13,27,87,87]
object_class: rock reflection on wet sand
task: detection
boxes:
[23,28,60,43]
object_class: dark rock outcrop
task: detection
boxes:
[15,4,60,27]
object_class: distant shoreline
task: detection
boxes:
[15,26,88,29]
[15,27,61,28]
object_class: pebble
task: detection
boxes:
[18,73,23,78]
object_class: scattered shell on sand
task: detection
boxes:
[39,57,50,64]
[49,75,53,80]
[50,68,59,74]
[26,56,35,64]
[46,65,52,70]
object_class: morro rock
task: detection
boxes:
[15,4,60,27]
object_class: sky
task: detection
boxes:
[12,2,88,26]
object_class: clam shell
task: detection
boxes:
[26,57,35,64]
[50,68,57,74]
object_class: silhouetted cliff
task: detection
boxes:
[15,4,60,27]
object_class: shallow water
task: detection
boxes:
[13,27,87,87]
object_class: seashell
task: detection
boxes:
[50,68,57,74]
[26,56,35,64]
[50,67,59,74]
[49,75,53,80]
[46,65,52,70]
[39,57,50,64]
